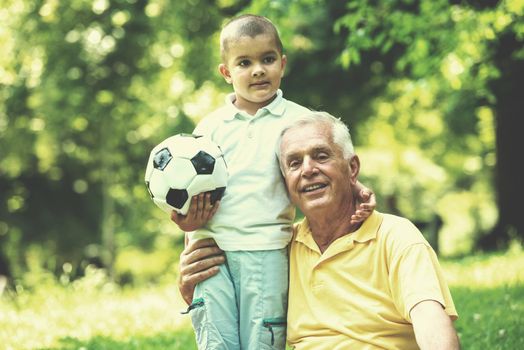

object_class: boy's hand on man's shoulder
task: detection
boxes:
[170,192,220,232]
[350,187,376,225]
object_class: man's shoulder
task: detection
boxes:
[378,213,428,247]
[381,213,416,228]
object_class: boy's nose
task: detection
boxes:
[252,64,265,77]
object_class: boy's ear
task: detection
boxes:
[280,55,287,77]
[218,64,232,84]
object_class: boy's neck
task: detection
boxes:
[233,93,278,116]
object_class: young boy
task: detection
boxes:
[172,14,373,349]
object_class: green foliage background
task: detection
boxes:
[0,0,523,284]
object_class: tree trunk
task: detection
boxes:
[478,32,524,250]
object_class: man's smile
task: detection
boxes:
[301,183,328,193]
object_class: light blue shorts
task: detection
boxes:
[185,248,289,350]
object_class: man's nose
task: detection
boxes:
[301,157,318,177]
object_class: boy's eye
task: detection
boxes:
[238,60,251,67]
[263,56,276,64]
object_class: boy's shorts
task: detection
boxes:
[186,248,289,350]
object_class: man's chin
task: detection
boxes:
[300,199,330,214]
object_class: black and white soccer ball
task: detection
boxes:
[145,134,228,215]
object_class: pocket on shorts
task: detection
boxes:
[187,298,223,349]
[262,317,287,349]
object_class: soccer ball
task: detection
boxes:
[145,134,228,215]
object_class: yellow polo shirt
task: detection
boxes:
[287,211,457,350]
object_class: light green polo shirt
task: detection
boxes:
[287,211,458,350]
[190,90,310,251]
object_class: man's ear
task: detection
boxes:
[349,155,360,184]
[280,54,287,77]
[218,63,232,84]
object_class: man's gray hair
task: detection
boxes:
[278,111,355,163]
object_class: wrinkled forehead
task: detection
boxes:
[283,120,332,141]
[280,122,334,155]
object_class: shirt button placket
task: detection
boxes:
[311,265,323,294]
[247,120,255,139]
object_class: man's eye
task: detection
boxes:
[317,153,329,161]
[288,160,300,169]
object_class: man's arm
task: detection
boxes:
[410,300,460,350]
[177,238,225,305]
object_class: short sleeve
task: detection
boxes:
[389,243,458,322]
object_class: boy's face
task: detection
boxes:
[219,34,287,114]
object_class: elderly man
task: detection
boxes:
[178,111,460,349]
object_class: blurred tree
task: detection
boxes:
[331,0,523,250]
[241,0,522,252]
[0,0,222,280]
[1,0,522,283]
[482,30,524,249]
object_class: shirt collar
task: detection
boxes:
[223,89,286,121]
[351,210,382,243]
[294,217,320,253]
[294,211,383,252]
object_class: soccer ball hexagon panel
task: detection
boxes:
[145,134,228,215]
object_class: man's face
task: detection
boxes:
[219,34,286,113]
[280,122,358,215]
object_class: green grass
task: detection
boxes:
[1,247,523,350]
[452,285,524,350]
[0,267,195,350]
[440,245,524,349]
[38,330,195,350]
